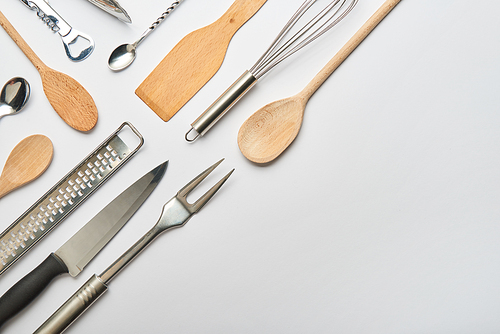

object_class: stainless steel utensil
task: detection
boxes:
[108,0,184,71]
[185,0,358,142]
[85,0,132,23]
[0,122,143,275]
[0,77,30,121]
[0,161,167,327]
[20,0,94,61]
[34,159,234,334]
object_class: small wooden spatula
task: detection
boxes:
[136,0,268,122]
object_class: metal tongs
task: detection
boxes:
[20,0,94,61]
[85,0,131,23]
[35,159,234,334]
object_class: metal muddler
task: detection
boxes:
[185,0,358,142]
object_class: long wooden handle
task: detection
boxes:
[219,0,268,33]
[300,0,402,100]
[0,10,45,70]
[0,180,14,200]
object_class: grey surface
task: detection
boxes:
[0,0,499,333]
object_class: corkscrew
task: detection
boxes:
[20,0,95,61]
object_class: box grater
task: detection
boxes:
[0,122,144,275]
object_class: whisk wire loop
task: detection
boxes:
[250,0,358,79]
[254,0,344,77]
[250,0,316,74]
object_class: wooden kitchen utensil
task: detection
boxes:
[238,0,402,164]
[0,10,98,132]
[136,0,267,122]
[0,135,53,199]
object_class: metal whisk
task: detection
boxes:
[186,0,358,142]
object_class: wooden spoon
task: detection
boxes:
[136,0,268,122]
[0,135,53,199]
[238,0,402,164]
[0,10,98,132]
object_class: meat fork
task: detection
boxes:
[34,159,234,334]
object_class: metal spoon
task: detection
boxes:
[108,0,183,71]
[0,77,30,121]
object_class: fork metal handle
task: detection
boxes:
[98,226,163,284]
[34,275,107,334]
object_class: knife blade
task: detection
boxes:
[0,161,167,327]
[85,0,132,23]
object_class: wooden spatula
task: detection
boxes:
[0,135,53,199]
[0,10,98,132]
[136,0,268,122]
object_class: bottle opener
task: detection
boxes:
[19,0,94,61]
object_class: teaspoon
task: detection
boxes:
[0,77,30,121]
[108,0,183,71]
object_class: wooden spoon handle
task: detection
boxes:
[0,10,46,71]
[300,0,402,101]
[0,180,15,199]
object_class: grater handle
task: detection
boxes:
[34,274,107,334]
[0,254,68,327]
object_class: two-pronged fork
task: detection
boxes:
[34,159,234,334]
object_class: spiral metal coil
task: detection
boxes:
[149,0,183,30]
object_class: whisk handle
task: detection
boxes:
[187,71,258,141]
[300,0,403,101]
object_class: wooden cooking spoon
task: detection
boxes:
[238,0,402,164]
[0,135,53,199]
[136,0,268,122]
[0,10,98,132]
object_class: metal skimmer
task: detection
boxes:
[0,122,143,275]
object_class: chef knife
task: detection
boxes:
[0,161,168,326]
[85,0,132,23]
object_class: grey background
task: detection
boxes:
[0,0,499,333]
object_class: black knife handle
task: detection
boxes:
[0,253,68,327]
